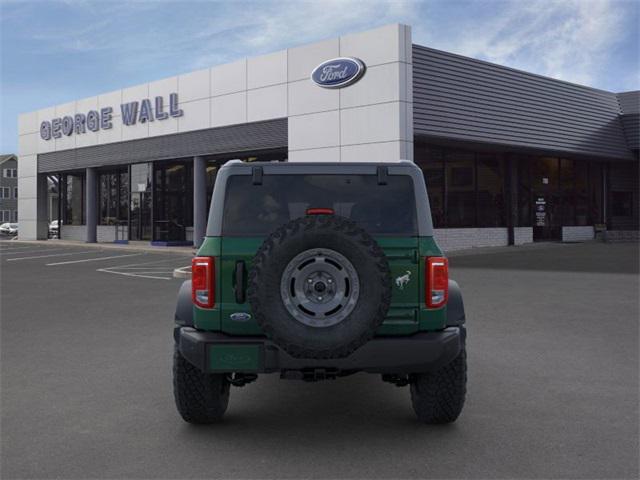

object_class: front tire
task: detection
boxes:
[173,345,230,424]
[410,345,467,424]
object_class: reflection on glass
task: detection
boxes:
[477,155,505,227]
[63,174,84,225]
[446,151,475,227]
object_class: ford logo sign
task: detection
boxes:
[311,57,366,89]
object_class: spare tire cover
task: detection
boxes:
[248,214,391,359]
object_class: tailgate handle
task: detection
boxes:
[234,261,246,304]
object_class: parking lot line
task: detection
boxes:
[97,257,187,280]
[46,253,143,266]
[96,269,172,280]
[6,250,98,262]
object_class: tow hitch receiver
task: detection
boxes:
[281,368,341,382]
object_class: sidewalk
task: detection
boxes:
[444,240,587,257]
[6,238,195,256]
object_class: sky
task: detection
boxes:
[1,0,638,153]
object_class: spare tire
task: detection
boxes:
[248,214,391,359]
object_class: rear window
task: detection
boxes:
[222,174,417,236]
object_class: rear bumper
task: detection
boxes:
[175,326,464,374]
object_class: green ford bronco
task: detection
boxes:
[174,161,467,424]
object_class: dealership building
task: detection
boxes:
[17,24,639,250]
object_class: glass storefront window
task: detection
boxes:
[517,157,532,227]
[413,141,610,236]
[477,154,505,227]
[574,161,589,226]
[47,175,60,224]
[154,161,192,242]
[98,169,128,225]
[589,162,603,224]
[130,163,152,194]
[130,163,153,241]
[446,151,476,227]
[62,173,85,225]
[415,144,444,228]
[119,171,129,221]
[560,158,576,225]
[608,162,639,230]
[612,192,633,217]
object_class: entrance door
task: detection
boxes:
[532,157,561,241]
[153,161,191,242]
[533,192,561,240]
[130,192,151,241]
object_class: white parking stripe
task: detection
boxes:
[7,250,99,262]
[96,269,172,280]
[47,253,143,266]
[97,257,187,280]
[100,257,188,269]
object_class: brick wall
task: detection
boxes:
[434,228,509,251]
[514,227,533,245]
[60,225,86,241]
[96,225,128,243]
[605,230,640,242]
[562,226,594,242]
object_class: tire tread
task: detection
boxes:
[248,215,391,359]
[173,346,230,424]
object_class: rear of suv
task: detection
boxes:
[174,161,467,424]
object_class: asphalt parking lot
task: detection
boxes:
[1,240,638,479]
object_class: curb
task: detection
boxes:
[5,239,195,256]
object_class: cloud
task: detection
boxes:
[188,0,418,69]
[1,0,638,153]
[414,0,637,89]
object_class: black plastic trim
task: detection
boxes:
[176,326,463,374]
[234,261,246,304]
[446,279,466,326]
[174,280,193,327]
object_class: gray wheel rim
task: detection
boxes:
[280,248,360,328]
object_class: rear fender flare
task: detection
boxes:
[447,279,466,326]
[175,280,193,328]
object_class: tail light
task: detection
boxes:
[306,208,335,215]
[426,257,448,308]
[192,256,215,308]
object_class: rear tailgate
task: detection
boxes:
[376,237,420,335]
[217,236,422,336]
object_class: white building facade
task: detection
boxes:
[17,24,639,249]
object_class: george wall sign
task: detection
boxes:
[311,57,366,89]
[40,93,184,141]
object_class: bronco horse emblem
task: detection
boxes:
[395,271,412,290]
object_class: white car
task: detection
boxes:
[49,220,60,238]
[0,223,18,235]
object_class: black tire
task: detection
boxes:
[410,344,467,424]
[248,214,391,359]
[173,345,230,424]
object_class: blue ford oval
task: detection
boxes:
[311,57,366,89]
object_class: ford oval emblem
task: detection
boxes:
[230,312,252,322]
[311,57,366,89]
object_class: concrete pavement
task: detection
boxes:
[1,241,638,479]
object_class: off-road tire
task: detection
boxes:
[410,344,467,424]
[248,214,391,359]
[173,345,230,424]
